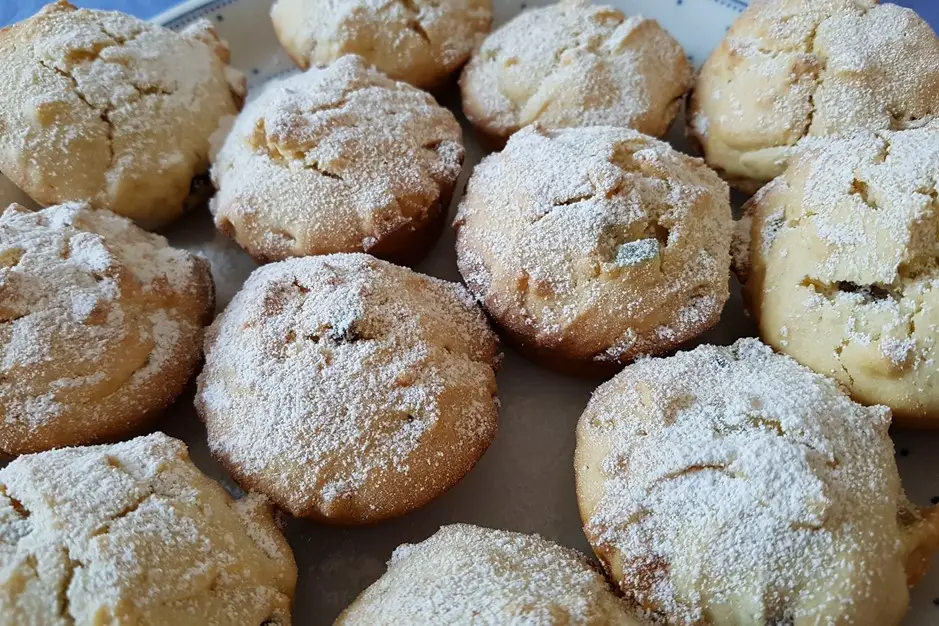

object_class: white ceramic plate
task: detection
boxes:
[149,1,939,623]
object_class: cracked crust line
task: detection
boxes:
[833,339,856,387]
[397,0,432,45]
[253,95,353,171]
[723,4,879,157]
[797,3,878,146]
[799,19,826,142]
[0,482,86,623]
[484,12,644,124]
[4,458,161,616]
[34,23,187,190]
[58,547,80,626]
[36,58,117,180]
[793,130,938,302]
[0,483,32,520]
[89,491,155,538]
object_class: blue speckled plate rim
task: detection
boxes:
[154,0,240,28]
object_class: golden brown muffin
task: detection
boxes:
[454,124,732,376]
[0,1,245,228]
[195,253,500,524]
[336,524,640,625]
[460,0,691,148]
[575,339,939,625]
[0,203,215,455]
[271,0,491,91]
[688,0,939,193]
[736,124,939,426]
[210,55,463,266]
[0,433,297,625]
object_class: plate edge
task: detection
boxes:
[152,0,237,26]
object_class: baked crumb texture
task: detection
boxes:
[576,339,939,625]
[210,55,463,266]
[455,124,732,376]
[461,0,692,146]
[271,0,491,90]
[0,203,214,455]
[0,1,244,228]
[738,123,939,425]
[336,524,640,625]
[196,253,500,524]
[689,0,939,193]
[0,433,297,625]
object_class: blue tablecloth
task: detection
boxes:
[2,0,938,26]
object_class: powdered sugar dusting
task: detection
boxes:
[0,433,295,624]
[0,202,211,448]
[579,339,932,624]
[271,0,491,89]
[690,0,939,189]
[337,524,636,624]
[799,125,939,286]
[196,253,500,521]
[210,55,463,262]
[455,124,732,365]
[0,2,241,226]
[741,123,938,414]
[461,0,691,139]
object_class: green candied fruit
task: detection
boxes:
[615,238,659,267]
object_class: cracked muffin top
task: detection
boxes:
[271,0,491,91]
[454,124,732,375]
[0,1,244,228]
[209,55,463,266]
[575,339,939,625]
[0,202,214,454]
[336,524,639,625]
[688,0,939,193]
[0,433,297,625]
[736,123,939,425]
[460,0,691,147]
[195,253,500,524]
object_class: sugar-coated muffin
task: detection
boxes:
[460,0,691,147]
[576,339,939,625]
[0,1,245,228]
[0,203,215,455]
[271,0,491,90]
[210,56,463,266]
[736,123,939,426]
[0,433,297,625]
[454,124,732,376]
[195,253,500,524]
[688,0,939,193]
[335,524,640,625]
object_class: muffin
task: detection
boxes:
[0,1,245,228]
[576,339,939,625]
[0,433,296,624]
[0,202,214,454]
[210,55,463,265]
[454,124,732,376]
[336,524,639,625]
[195,253,500,524]
[271,0,491,90]
[460,0,691,147]
[688,0,939,193]
[736,123,939,426]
